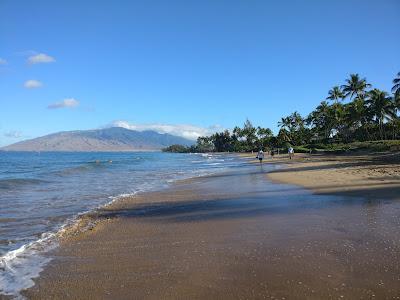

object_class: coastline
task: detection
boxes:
[0,152,237,298]
[19,153,400,299]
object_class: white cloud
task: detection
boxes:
[111,120,223,140]
[47,98,79,109]
[0,58,7,65]
[24,79,43,89]
[4,130,22,138]
[28,53,55,64]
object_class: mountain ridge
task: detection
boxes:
[1,127,194,152]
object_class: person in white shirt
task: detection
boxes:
[288,147,294,159]
[257,150,264,163]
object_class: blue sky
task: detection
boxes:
[1,0,399,146]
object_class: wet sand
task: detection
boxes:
[23,157,400,299]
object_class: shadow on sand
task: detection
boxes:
[93,182,400,224]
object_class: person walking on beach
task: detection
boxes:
[257,150,264,164]
[288,146,294,160]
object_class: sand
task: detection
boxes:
[265,152,400,199]
[20,153,400,299]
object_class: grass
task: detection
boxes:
[293,140,400,154]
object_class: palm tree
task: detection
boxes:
[389,97,400,140]
[277,128,290,147]
[392,72,400,97]
[278,117,291,131]
[290,111,304,129]
[307,101,334,141]
[345,97,372,141]
[326,86,344,104]
[341,74,371,100]
[394,93,400,113]
[366,89,395,140]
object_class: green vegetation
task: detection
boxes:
[163,72,400,153]
[162,144,194,153]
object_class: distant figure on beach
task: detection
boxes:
[257,150,264,164]
[270,149,274,158]
[288,147,294,160]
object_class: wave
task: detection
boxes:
[0,178,48,190]
[0,187,152,298]
[55,161,113,177]
[0,231,57,297]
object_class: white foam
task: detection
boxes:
[0,190,142,298]
[0,154,236,298]
[0,232,57,298]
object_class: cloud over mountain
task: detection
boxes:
[112,121,223,140]
[4,131,22,138]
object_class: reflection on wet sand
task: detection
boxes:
[24,163,400,299]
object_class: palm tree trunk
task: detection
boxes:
[362,120,371,141]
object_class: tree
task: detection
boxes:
[326,86,344,104]
[162,144,190,153]
[196,136,214,152]
[290,112,304,130]
[341,74,371,100]
[392,71,400,98]
[389,77,400,140]
[277,128,290,147]
[256,127,273,149]
[330,102,348,141]
[232,126,242,138]
[212,130,233,152]
[366,89,395,140]
[289,112,307,145]
[231,127,243,152]
[182,71,399,152]
[241,119,258,151]
[278,112,307,145]
[307,101,334,141]
[278,117,291,131]
[345,96,371,141]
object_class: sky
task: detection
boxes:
[0,0,399,146]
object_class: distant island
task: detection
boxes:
[1,127,194,152]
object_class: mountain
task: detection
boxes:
[1,127,194,151]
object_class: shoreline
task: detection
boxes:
[18,153,400,299]
[0,153,239,299]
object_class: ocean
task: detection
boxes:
[0,151,243,297]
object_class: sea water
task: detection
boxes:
[0,151,243,297]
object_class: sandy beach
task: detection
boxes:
[21,153,400,299]
[265,152,400,200]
